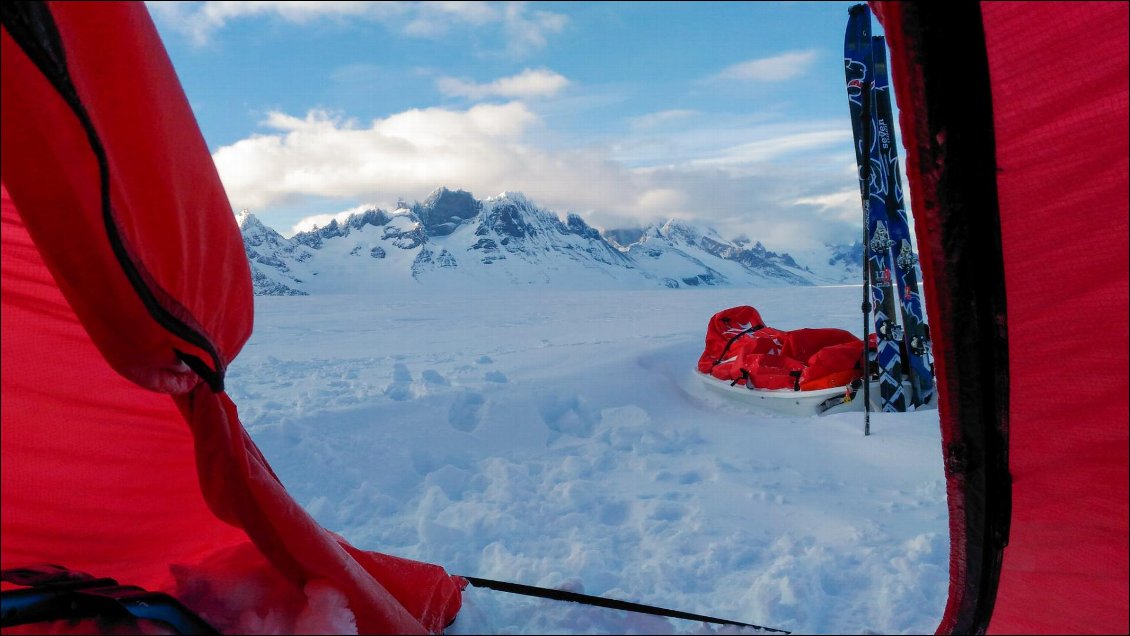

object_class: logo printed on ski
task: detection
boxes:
[897,240,918,271]
[870,221,894,254]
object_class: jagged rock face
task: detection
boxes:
[414,188,480,236]
[239,210,292,259]
[238,188,849,295]
[709,240,807,284]
[566,214,600,241]
[294,209,395,248]
[383,221,426,250]
[828,241,864,269]
[250,268,307,296]
[480,201,534,240]
[625,220,815,287]
[460,194,634,276]
[238,210,312,293]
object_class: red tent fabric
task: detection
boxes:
[876,2,1129,633]
[978,3,1129,632]
[1,2,462,633]
[4,1,1127,634]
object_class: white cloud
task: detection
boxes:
[794,189,862,224]
[690,129,853,168]
[215,104,864,251]
[403,1,497,36]
[147,1,398,46]
[610,115,851,172]
[635,188,688,213]
[436,69,570,100]
[148,1,566,53]
[711,50,818,82]
[500,2,568,56]
[213,103,637,215]
[628,109,698,130]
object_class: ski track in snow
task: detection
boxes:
[226,287,948,635]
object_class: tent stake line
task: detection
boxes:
[461,575,791,633]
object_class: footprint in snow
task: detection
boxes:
[421,369,449,386]
[391,362,411,382]
[449,392,485,432]
[539,393,598,438]
[384,362,413,401]
[648,500,688,522]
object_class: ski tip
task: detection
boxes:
[848,4,869,17]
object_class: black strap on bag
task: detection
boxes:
[712,324,766,367]
[0,565,217,635]
[731,368,752,387]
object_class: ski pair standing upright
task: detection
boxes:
[844,4,935,412]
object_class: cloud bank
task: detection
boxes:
[213,101,860,250]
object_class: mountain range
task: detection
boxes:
[239,188,862,296]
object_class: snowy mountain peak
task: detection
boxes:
[238,210,288,249]
[651,219,715,246]
[488,191,532,206]
[480,193,551,238]
[236,209,266,232]
[413,188,479,236]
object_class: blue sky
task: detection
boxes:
[149,1,892,250]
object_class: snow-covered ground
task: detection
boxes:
[226,286,948,635]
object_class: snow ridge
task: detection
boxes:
[239,188,856,295]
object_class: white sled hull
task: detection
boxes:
[696,371,935,417]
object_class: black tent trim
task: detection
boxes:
[0,1,226,392]
[886,4,1012,633]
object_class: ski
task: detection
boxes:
[871,35,936,407]
[844,4,907,412]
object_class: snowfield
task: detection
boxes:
[226,286,948,635]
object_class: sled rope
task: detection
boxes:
[461,575,790,633]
